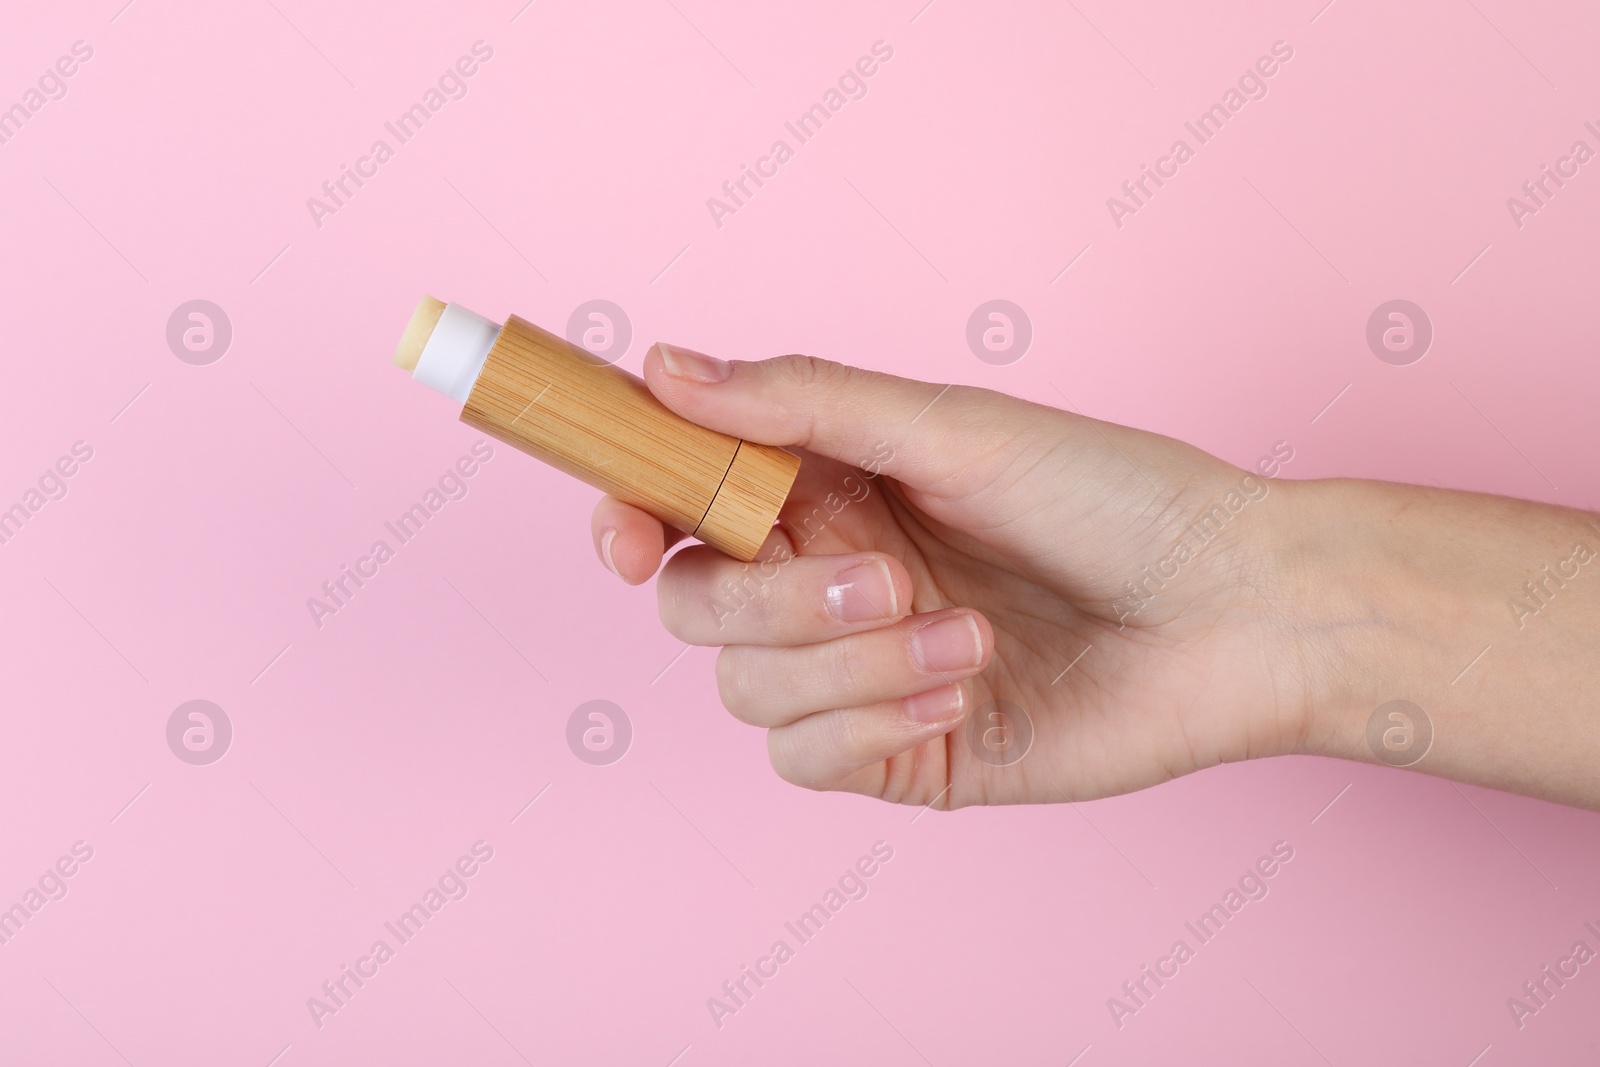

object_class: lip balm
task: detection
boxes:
[394,295,801,562]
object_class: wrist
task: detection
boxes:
[1261,477,1462,765]
[1269,476,1600,808]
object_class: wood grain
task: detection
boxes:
[459,315,799,560]
[698,440,803,562]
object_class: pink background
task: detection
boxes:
[4,0,1600,1063]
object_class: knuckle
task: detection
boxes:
[721,563,775,631]
[771,355,857,450]
[660,554,775,643]
[778,354,848,391]
[655,573,696,643]
[827,638,868,697]
[714,647,762,724]
[767,728,830,791]
[655,583,680,636]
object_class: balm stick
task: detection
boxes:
[394,296,801,562]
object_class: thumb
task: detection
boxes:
[642,343,1023,491]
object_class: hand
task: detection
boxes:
[591,344,1319,808]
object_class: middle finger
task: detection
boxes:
[660,543,912,646]
[715,607,992,726]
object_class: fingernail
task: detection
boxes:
[824,559,897,623]
[905,684,965,723]
[599,527,622,578]
[910,614,983,673]
[657,342,731,383]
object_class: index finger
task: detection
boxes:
[591,495,688,585]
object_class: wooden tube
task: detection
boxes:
[401,300,800,562]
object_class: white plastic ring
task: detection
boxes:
[413,302,501,404]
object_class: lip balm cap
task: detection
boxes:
[396,295,502,403]
[696,441,803,561]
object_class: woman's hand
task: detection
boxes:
[591,344,1322,809]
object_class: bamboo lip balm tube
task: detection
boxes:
[394,296,801,563]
